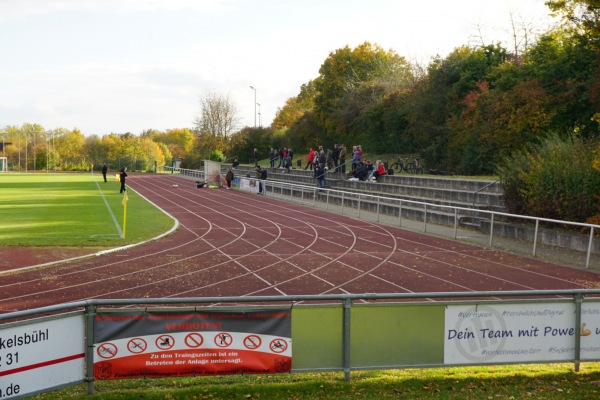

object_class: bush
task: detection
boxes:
[209,149,226,162]
[497,133,600,222]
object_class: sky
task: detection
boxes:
[0,0,558,136]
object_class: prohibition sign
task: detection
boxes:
[127,338,147,354]
[97,342,118,359]
[185,332,204,348]
[214,332,233,348]
[156,334,175,350]
[269,338,288,353]
[243,334,262,350]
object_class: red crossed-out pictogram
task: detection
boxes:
[156,334,175,350]
[269,338,288,353]
[97,342,118,359]
[214,332,233,347]
[184,332,204,348]
[243,334,262,350]
[127,338,148,354]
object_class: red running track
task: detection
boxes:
[1,174,599,313]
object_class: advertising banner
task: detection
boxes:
[93,310,291,380]
[444,302,600,365]
[239,178,259,194]
[0,313,85,399]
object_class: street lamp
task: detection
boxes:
[257,102,262,127]
[249,85,257,128]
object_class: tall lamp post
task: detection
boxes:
[257,102,261,127]
[249,85,257,128]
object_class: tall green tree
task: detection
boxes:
[546,0,600,39]
[313,42,413,142]
[272,80,317,130]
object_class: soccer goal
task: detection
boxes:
[0,157,7,172]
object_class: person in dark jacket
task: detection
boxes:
[102,163,108,183]
[119,167,128,193]
[255,166,267,194]
[225,167,234,189]
[314,163,325,192]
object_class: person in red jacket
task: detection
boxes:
[304,147,315,170]
[371,160,386,182]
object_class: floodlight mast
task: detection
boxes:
[249,86,257,128]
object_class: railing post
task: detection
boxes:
[453,209,458,239]
[341,192,345,215]
[85,304,97,395]
[586,227,594,269]
[377,197,380,222]
[423,204,428,233]
[358,195,361,218]
[342,298,353,381]
[489,213,495,248]
[398,200,402,227]
[574,293,583,372]
[533,219,539,257]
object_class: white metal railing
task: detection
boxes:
[164,166,204,180]
[263,180,599,269]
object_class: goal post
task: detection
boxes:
[0,157,7,172]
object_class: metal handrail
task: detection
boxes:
[266,180,599,269]
[3,289,600,322]
[472,179,500,207]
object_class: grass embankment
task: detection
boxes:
[33,363,600,399]
[0,173,174,248]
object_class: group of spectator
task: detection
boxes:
[304,144,348,173]
[249,143,386,194]
[268,147,295,171]
[348,159,386,182]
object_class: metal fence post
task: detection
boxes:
[398,200,402,227]
[533,219,539,257]
[342,298,353,381]
[489,213,495,248]
[453,209,458,239]
[85,304,97,395]
[574,293,583,372]
[586,227,594,269]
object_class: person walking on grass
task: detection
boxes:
[102,162,108,183]
[119,166,128,193]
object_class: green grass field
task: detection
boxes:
[0,173,175,248]
[32,363,600,399]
